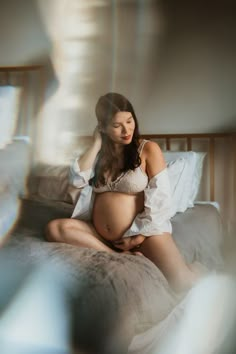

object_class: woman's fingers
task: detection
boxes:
[128,235,145,249]
[113,239,130,250]
[113,235,145,251]
[113,239,144,255]
[122,250,143,256]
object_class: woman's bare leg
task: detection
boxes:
[139,233,202,292]
[45,218,114,253]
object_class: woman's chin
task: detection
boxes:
[121,136,132,144]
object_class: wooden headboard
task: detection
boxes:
[140,133,235,202]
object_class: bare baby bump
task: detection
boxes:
[92,192,144,241]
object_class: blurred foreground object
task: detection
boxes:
[0,259,72,354]
[129,273,236,354]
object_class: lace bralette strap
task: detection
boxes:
[138,139,149,156]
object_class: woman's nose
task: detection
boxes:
[122,125,128,134]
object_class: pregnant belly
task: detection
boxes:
[92,192,144,241]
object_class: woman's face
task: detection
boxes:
[104,111,136,145]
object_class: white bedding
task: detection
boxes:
[194,200,220,211]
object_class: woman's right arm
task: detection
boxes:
[77,127,102,171]
[69,127,102,188]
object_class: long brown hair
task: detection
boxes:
[91,92,141,186]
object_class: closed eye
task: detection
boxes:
[112,116,133,128]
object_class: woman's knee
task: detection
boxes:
[45,219,71,242]
[45,219,59,241]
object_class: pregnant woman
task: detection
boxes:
[46,92,201,292]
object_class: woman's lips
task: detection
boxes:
[122,135,131,140]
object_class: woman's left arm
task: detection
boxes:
[144,140,167,178]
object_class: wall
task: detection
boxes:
[145,1,236,134]
[0,0,51,65]
[0,0,235,237]
[35,0,236,164]
[0,1,235,152]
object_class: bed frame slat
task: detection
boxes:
[141,133,234,202]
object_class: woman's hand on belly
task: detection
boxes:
[112,234,146,251]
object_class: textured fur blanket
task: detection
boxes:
[0,200,224,354]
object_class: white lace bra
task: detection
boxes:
[93,166,148,194]
[93,140,149,194]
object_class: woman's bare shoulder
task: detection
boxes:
[142,140,166,176]
[142,140,163,157]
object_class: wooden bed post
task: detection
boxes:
[209,137,215,202]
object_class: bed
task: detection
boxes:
[0,66,235,354]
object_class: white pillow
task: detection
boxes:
[165,151,206,216]
[188,152,206,205]
[166,157,186,217]
[28,164,70,202]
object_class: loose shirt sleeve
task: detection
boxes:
[69,157,95,188]
[123,168,172,237]
[69,157,96,221]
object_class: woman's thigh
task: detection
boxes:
[70,218,100,237]
[139,233,186,275]
[60,218,114,248]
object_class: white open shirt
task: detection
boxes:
[70,158,172,238]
